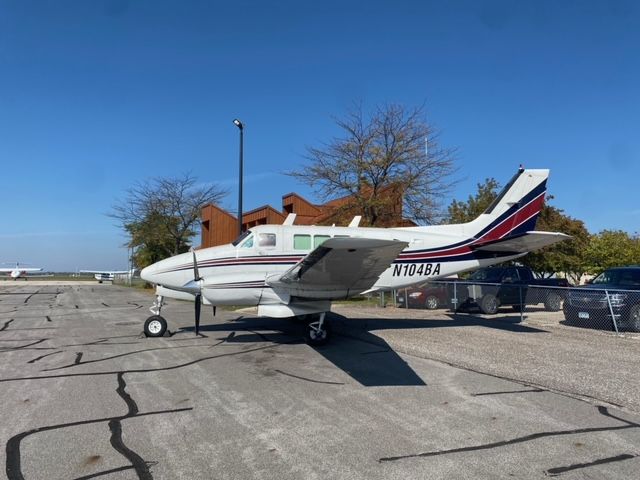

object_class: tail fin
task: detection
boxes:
[465,168,548,241]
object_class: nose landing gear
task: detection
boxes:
[144,295,168,337]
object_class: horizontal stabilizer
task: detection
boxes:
[471,231,570,253]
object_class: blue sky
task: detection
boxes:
[1,0,638,271]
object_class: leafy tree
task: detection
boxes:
[111,173,227,268]
[446,178,500,223]
[584,230,640,275]
[288,103,457,226]
[520,204,590,282]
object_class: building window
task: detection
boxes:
[258,233,276,248]
[314,235,330,248]
[293,234,311,250]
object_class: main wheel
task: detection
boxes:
[425,295,439,310]
[144,315,167,337]
[544,293,562,311]
[626,305,640,332]
[305,318,332,346]
[480,294,499,315]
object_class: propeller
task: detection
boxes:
[192,251,202,336]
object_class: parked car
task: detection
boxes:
[563,266,640,331]
[396,282,454,310]
[457,266,569,314]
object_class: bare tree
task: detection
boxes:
[288,103,457,225]
[111,173,227,263]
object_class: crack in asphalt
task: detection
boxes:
[0,339,298,383]
[544,453,638,476]
[4,371,192,480]
[378,406,640,463]
[27,351,63,364]
[0,319,14,331]
[274,369,345,385]
[0,339,53,353]
[44,341,227,371]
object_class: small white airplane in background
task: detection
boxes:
[141,168,570,344]
[80,269,135,283]
[0,262,44,280]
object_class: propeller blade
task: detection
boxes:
[192,251,200,281]
[195,294,201,336]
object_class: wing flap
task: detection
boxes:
[268,237,408,298]
[472,231,570,252]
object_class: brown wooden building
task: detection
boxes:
[200,188,414,249]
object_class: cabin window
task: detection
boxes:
[258,233,276,248]
[240,234,254,249]
[293,234,311,250]
[232,230,252,246]
[314,235,330,248]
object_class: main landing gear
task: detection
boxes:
[144,295,168,337]
[305,312,331,346]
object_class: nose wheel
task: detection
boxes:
[144,295,168,337]
[305,312,331,346]
[144,315,167,337]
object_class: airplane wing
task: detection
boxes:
[80,270,129,274]
[471,231,570,252]
[0,267,43,272]
[267,237,408,299]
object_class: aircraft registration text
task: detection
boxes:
[392,263,441,277]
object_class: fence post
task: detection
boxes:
[392,289,396,308]
[605,289,619,334]
[519,285,524,323]
[452,282,458,314]
[380,291,385,308]
[405,288,408,309]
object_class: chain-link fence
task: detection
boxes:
[393,281,640,334]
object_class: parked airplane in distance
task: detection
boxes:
[80,269,134,283]
[141,168,570,344]
[0,262,44,280]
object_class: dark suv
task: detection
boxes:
[563,266,640,332]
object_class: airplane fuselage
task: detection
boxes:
[145,223,523,313]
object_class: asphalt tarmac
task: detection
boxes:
[1,284,639,479]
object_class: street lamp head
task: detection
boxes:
[233,118,243,130]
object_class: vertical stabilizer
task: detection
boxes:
[463,168,549,241]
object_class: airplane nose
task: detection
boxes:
[140,264,156,283]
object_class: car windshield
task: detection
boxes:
[592,269,640,286]
[469,268,504,282]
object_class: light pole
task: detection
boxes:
[233,118,244,236]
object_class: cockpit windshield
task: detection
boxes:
[232,230,253,247]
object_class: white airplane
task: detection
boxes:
[80,269,134,283]
[0,263,44,280]
[141,168,569,344]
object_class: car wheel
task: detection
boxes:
[544,293,562,311]
[627,305,640,332]
[480,294,499,315]
[425,295,439,310]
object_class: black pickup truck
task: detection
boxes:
[458,266,569,314]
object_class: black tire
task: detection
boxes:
[305,317,332,346]
[480,294,499,315]
[544,293,562,312]
[626,305,640,332]
[425,295,439,310]
[144,315,167,337]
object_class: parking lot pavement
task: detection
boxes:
[1,285,639,479]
